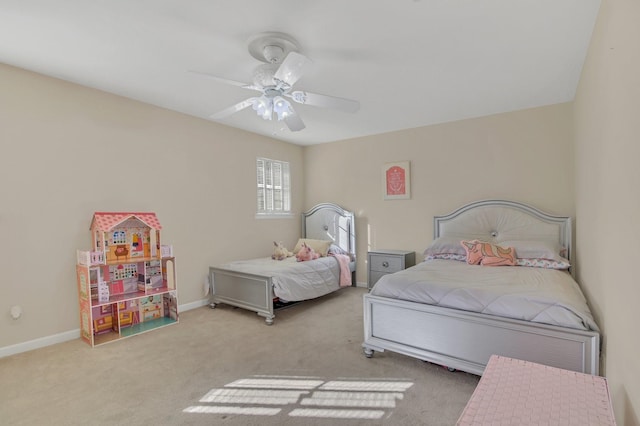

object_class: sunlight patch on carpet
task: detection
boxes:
[226,377,323,389]
[289,408,386,419]
[183,406,281,415]
[200,388,306,405]
[183,375,413,419]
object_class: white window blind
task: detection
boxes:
[257,157,291,216]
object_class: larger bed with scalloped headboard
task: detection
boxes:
[209,203,356,325]
[362,200,601,376]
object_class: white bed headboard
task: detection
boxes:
[434,200,572,263]
[302,203,356,261]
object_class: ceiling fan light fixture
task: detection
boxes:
[273,96,293,120]
[252,96,273,120]
[251,95,293,121]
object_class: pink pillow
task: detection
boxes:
[461,240,516,267]
[461,240,484,265]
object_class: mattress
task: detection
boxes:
[219,256,341,302]
[370,259,599,331]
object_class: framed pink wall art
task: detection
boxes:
[383,161,411,200]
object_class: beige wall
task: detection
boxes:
[0,64,304,349]
[304,103,575,284]
[0,63,576,352]
[3,9,637,420]
[574,0,640,424]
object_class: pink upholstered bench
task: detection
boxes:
[457,355,616,425]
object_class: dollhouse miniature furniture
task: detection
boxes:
[114,244,129,259]
[76,212,178,347]
[118,311,133,328]
[93,316,113,334]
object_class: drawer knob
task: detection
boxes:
[382,261,389,268]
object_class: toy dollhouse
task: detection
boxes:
[76,212,178,347]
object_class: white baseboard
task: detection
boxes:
[179,298,210,311]
[0,299,210,358]
[0,329,81,359]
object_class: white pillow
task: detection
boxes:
[499,240,563,260]
[328,243,348,255]
[423,237,466,257]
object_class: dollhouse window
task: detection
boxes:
[113,231,126,244]
[256,157,291,217]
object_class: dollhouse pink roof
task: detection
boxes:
[91,212,162,231]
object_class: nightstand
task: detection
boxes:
[367,249,416,289]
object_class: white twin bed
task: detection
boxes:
[209,203,356,325]
[362,200,601,376]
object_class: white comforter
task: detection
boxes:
[220,256,341,302]
[370,259,599,331]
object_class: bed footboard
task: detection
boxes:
[362,294,600,375]
[209,267,275,325]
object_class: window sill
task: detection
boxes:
[255,213,295,220]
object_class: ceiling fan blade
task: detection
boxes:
[189,70,261,91]
[274,51,312,87]
[287,91,360,113]
[210,98,256,119]
[283,109,306,132]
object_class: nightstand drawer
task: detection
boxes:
[367,250,416,289]
[369,255,404,273]
[368,271,390,286]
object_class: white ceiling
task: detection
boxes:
[0,0,601,146]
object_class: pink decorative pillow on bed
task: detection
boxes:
[461,240,516,266]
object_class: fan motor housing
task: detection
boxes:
[248,32,301,64]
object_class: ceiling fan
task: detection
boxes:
[191,32,360,132]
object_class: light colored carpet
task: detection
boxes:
[0,287,479,425]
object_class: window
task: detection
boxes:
[113,230,126,244]
[256,157,291,216]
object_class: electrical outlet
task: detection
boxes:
[10,305,22,320]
